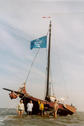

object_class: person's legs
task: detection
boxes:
[41,110,44,116]
[27,111,29,115]
[27,111,32,115]
[18,110,23,117]
[20,111,22,117]
[27,111,30,115]
[54,111,57,118]
[17,110,20,116]
[30,111,32,115]
[29,111,32,115]
[21,110,24,116]
[40,110,43,116]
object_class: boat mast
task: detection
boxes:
[45,21,51,100]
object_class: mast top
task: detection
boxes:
[49,21,51,28]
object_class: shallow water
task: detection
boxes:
[0,108,84,126]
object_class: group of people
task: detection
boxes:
[17,100,33,117]
[17,99,58,118]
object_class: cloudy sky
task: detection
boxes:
[0,0,84,111]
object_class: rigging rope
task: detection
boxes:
[25,48,40,84]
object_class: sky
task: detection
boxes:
[0,0,84,111]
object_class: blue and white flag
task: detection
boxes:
[30,36,47,49]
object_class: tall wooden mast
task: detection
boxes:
[45,21,51,100]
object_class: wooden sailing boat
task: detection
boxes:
[3,21,76,116]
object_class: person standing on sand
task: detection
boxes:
[17,100,24,117]
[53,100,58,118]
[27,100,33,115]
[38,101,44,116]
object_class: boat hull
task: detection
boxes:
[22,95,76,116]
[3,88,76,116]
